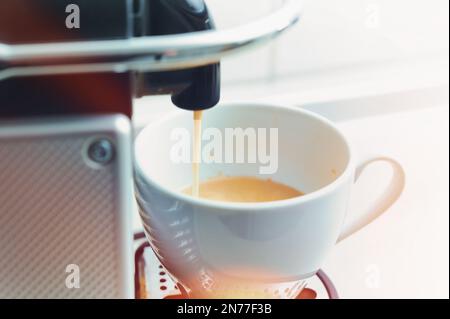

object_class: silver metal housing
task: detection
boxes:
[0,115,134,298]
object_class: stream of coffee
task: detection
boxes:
[192,111,203,197]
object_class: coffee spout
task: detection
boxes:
[134,0,221,110]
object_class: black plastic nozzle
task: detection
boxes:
[134,0,221,111]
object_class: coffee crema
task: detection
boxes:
[183,176,303,203]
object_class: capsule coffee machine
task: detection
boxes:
[0,0,302,298]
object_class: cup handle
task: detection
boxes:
[337,156,406,243]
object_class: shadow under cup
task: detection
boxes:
[135,103,351,298]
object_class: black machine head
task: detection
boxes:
[134,0,221,111]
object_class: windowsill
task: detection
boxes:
[133,54,448,130]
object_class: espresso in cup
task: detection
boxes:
[183,176,304,203]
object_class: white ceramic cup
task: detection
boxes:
[134,103,405,298]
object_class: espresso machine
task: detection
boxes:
[0,0,302,298]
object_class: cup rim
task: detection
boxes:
[135,102,354,211]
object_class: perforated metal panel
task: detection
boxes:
[0,115,133,299]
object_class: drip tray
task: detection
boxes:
[134,240,339,299]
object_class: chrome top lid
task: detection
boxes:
[0,0,302,81]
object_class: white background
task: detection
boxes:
[207,0,449,85]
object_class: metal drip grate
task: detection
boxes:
[134,239,338,299]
